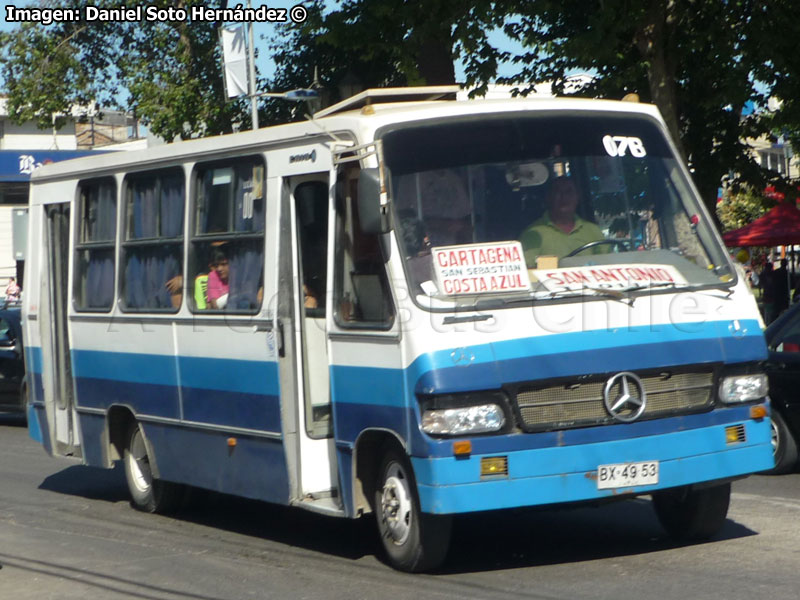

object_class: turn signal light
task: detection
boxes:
[453,440,472,456]
[750,405,767,420]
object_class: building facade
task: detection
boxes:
[0,98,146,296]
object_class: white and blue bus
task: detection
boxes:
[24,87,773,571]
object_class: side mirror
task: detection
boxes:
[357,168,391,234]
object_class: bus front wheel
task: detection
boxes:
[374,449,451,572]
[123,422,182,513]
[652,482,731,541]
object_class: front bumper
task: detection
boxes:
[412,413,773,514]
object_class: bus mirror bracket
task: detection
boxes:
[358,168,392,234]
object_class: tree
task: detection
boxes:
[260,0,503,125]
[260,0,408,126]
[471,0,799,218]
[264,1,800,221]
[0,0,246,141]
[716,185,774,234]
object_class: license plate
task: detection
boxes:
[597,461,659,490]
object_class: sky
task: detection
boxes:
[1,1,522,97]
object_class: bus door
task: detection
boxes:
[43,203,80,457]
[282,175,338,506]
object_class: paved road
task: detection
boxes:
[1,414,798,600]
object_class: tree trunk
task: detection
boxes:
[634,0,685,160]
[414,21,456,85]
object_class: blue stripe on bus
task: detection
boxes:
[409,320,766,394]
[178,355,280,397]
[182,386,282,431]
[328,365,406,407]
[74,376,282,432]
[70,349,280,396]
[75,377,181,418]
[25,346,43,374]
[27,403,43,443]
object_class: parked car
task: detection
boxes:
[764,302,800,473]
[0,307,26,417]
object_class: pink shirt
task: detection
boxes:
[207,270,229,302]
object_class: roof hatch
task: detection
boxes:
[314,85,460,118]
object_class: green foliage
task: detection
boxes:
[265,0,800,225]
[260,0,502,124]
[477,0,797,219]
[261,0,408,126]
[0,0,246,140]
[716,186,773,233]
[3,0,799,196]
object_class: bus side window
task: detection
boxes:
[190,157,265,313]
[74,178,116,311]
[120,169,185,312]
[295,181,328,317]
[333,168,394,329]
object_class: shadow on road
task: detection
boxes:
[440,498,757,574]
[39,463,130,503]
[35,462,758,573]
[39,464,376,561]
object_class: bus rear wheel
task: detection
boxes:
[652,482,731,541]
[374,449,451,572]
[123,422,182,513]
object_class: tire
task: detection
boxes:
[767,409,798,475]
[374,449,452,572]
[123,422,183,513]
[652,482,731,541]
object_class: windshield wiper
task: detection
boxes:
[537,281,708,305]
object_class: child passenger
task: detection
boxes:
[207,249,230,309]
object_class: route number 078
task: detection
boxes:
[602,135,647,158]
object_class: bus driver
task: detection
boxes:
[519,176,605,267]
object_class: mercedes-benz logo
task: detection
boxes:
[603,372,647,423]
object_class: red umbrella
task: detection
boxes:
[722,201,800,247]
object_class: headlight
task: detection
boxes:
[421,404,506,435]
[718,374,768,404]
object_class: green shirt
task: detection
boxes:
[520,212,606,267]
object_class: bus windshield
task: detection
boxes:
[382,112,733,306]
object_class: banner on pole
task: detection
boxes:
[220,25,248,98]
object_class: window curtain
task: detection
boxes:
[85,249,114,308]
[124,246,181,309]
[124,174,184,309]
[132,180,158,238]
[227,243,264,310]
[88,183,116,242]
[82,183,116,309]
[161,175,184,238]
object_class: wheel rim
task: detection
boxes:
[128,428,152,493]
[380,462,413,546]
[771,418,781,456]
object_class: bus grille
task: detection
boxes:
[513,370,715,432]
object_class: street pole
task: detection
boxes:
[247,0,258,129]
